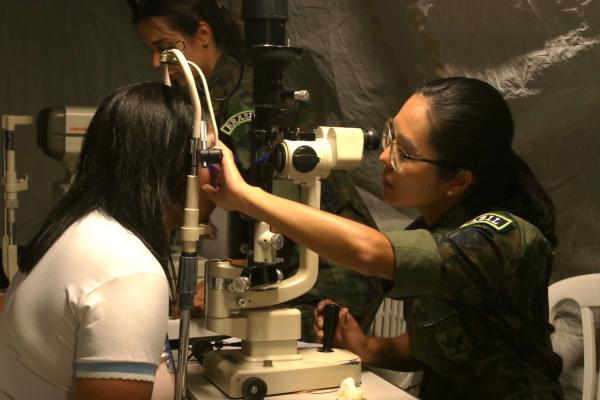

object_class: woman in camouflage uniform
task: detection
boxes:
[202,77,563,399]
[128,0,253,162]
[127,0,387,339]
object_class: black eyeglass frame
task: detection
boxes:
[382,118,456,171]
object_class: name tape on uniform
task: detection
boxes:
[220,110,254,136]
[461,213,513,231]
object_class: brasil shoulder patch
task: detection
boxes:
[460,212,513,231]
[220,110,254,136]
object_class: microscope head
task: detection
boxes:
[37,106,96,190]
[273,126,381,182]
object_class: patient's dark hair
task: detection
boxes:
[416,77,557,246]
[126,0,243,58]
[20,82,193,273]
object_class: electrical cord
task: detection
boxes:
[197,57,245,104]
[188,60,220,144]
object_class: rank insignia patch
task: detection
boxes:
[461,212,513,231]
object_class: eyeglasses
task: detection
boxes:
[382,118,454,171]
[157,40,187,55]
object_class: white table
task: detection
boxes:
[168,319,418,399]
[185,363,418,400]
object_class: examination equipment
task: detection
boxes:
[37,106,96,195]
[200,1,378,398]
[1,115,32,281]
[160,44,222,400]
[160,2,380,398]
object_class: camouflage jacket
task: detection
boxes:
[383,206,563,399]
[208,53,387,340]
[207,51,254,170]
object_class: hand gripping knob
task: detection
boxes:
[319,303,340,353]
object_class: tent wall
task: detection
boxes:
[1,0,598,280]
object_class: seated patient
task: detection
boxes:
[0,82,202,399]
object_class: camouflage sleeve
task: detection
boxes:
[384,212,523,304]
[217,65,254,170]
[383,229,443,297]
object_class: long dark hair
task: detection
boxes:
[126,0,243,59]
[416,77,557,247]
[20,82,193,273]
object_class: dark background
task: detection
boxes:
[1,0,599,281]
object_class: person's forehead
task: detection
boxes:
[393,95,431,153]
[137,16,182,43]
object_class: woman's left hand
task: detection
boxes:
[193,280,204,311]
[197,166,216,221]
[313,299,369,358]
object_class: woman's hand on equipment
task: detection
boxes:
[313,299,368,357]
[200,140,249,212]
[193,280,205,311]
[197,166,217,221]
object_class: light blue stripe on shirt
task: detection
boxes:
[75,361,157,376]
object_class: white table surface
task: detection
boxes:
[185,363,418,400]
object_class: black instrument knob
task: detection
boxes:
[199,148,223,164]
[292,145,319,173]
[241,265,283,289]
[319,303,340,353]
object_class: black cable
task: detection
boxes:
[189,338,240,364]
[198,57,246,104]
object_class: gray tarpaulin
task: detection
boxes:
[284,0,600,281]
[1,0,599,281]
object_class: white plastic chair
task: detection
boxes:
[369,297,405,338]
[549,274,600,400]
[367,298,416,391]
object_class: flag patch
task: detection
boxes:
[461,213,513,231]
[220,110,254,136]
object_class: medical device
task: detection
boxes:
[160,1,380,398]
[1,108,94,283]
[159,44,223,400]
[1,115,32,281]
[196,1,379,398]
[37,106,96,196]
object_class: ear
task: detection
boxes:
[443,169,474,198]
[195,21,213,48]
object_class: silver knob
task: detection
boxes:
[294,90,310,102]
[271,233,284,250]
[231,276,250,293]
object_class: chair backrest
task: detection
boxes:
[369,297,405,338]
[549,274,600,400]
[367,298,417,391]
